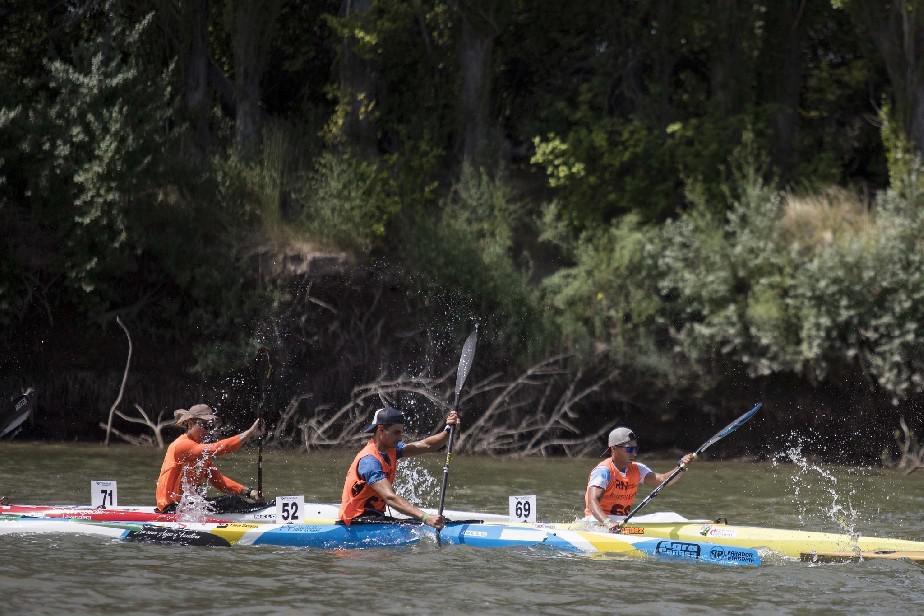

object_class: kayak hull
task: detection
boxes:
[0,517,759,566]
[7,502,922,560]
[604,520,924,559]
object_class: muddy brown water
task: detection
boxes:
[2,442,923,615]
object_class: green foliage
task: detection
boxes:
[211,120,311,241]
[880,102,924,203]
[541,211,666,370]
[655,146,794,383]
[15,12,176,297]
[544,136,924,401]
[6,0,924,423]
[402,165,549,354]
[530,133,586,188]
[528,112,688,226]
[294,151,402,253]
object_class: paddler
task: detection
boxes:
[155,404,265,513]
[585,427,696,529]
[339,405,459,529]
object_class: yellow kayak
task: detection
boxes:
[560,518,924,560]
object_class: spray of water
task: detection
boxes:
[772,433,860,542]
[392,456,439,508]
[174,443,222,523]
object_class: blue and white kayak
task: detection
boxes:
[0,517,760,567]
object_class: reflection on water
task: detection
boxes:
[2,442,924,615]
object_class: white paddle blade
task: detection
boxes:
[454,325,479,398]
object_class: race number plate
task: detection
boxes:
[276,495,305,523]
[508,494,537,523]
[91,480,118,508]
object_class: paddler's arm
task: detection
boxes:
[584,485,610,526]
[188,418,265,458]
[208,469,247,496]
[369,479,445,529]
[401,410,460,457]
[645,452,696,486]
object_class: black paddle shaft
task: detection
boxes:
[436,326,479,542]
[256,347,272,499]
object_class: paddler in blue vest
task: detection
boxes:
[339,405,459,529]
[585,427,696,528]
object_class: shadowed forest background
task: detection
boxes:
[3,0,924,464]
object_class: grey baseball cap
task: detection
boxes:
[602,427,637,455]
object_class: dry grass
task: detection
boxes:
[778,186,873,251]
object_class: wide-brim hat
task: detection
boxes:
[174,403,218,426]
[363,405,405,433]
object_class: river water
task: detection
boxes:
[1,442,923,615]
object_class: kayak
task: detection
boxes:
[7,502,923,562]
[0,516,759,566]
[562,518,924,561]
[799,550,924,563]
[1,389,33,439]
[0,502,510,524]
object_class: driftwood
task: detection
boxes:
[256,355,616,457]
[293,369,457,451]
[100,318,175,448]
[459,358,617,457]
[103,316,132,446]
[890,416,924,474]
[98,404,172,448]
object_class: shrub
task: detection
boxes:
[294,151,401,253]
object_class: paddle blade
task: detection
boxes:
[453,325,479,400]
[696,402,762,454]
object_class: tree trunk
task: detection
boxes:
[458,10,494,168]
[183,0,210,160]
[760,0,807,180]
[850,1,924,155]
[232,0,281,161]
[708,0,756,117]
[338,0,378,157]
[456,0,506,169]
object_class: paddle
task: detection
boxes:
[255,347,272,500]
[614,402,763,531]
[436,325,479,544]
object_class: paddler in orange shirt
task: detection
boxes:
[339,405,459,529]
[155,404,265,513]
[585,427,696,529]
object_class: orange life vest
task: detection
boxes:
[339,439,398,525]
[155,433,246,511]
[584,458,641,517]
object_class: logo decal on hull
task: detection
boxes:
[700,524,736,538]
[619,526,645,535]
[656,541,701,559]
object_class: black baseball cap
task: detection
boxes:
[363,406,406,433]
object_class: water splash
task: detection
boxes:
[174,478,213,523]
[173,446,222,523]
[773,435,860,541]
[392,456,439,508]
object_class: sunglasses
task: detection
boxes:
[616,444,639,454]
